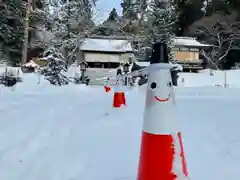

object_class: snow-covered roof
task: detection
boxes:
[23,60,39,68]
[135,61,150,67]
[79,38,133,52]
[172,37,211,47]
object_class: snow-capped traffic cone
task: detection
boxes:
[104,77,111,92]
[113,91,126,107]
[104,85,111,92]
[113,77,126,108]
[137,42,189,180]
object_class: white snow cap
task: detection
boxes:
[170,62,183,71]
[143,63,178,134]
[23,60,39,68]
[135,77,141,86]
[172,37,211,47]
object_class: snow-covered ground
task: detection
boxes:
[0,68,240,180]
[178,69,240,88]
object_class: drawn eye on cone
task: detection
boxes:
[151,82,157,89]
[146,81,171,108]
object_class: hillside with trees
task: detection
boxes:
[0,0,239,69]
[91,0,240,69]
[0,0,52,65]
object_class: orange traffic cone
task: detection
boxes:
[112,74,126,108]
[137,42,189,180]
[112,90,126,108]
[113,92,126,108]
[104,86,111,92]
[104,77,111,92]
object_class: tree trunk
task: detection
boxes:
[21,0,31,65]
[66,1,71,68]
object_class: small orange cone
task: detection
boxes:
[104,77,111,92]
[113,91,126,108]
[104,85,111,92]
[112,74,126,108]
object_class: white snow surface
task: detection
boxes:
[0,68,240,180]
[178,69,240,88]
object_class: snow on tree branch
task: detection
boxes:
[46,0,178,67]
[143,0,177,44]
[45,0,98,66]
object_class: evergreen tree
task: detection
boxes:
[175,0,204,36]
[135,0,147,23]
[108,8,118,21]
[205,0,229,16]
[121,0,132,19]
[49,0,96,67]
[225,0,240,10]
[121,0,138,20]
[52,0,96,39]
[42,55,70,86]
[145,0,177,47]
[120,0,142,35]
[0,0,50,65]
[0,0,25,65]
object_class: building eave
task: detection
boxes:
[81,50,134,54]
[173,44,212,48]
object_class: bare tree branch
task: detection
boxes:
[189,12,240,68]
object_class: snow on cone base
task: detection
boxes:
[113,92,126,108]
[137,132,188,180]
[178,132,188,177]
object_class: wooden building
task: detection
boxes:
[77,38,134,69]
[171,37,211,72]
[76,36,210,73]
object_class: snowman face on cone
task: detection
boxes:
[146,69,173,108]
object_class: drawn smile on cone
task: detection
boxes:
[150,82,172,103]
[154,93,170,102]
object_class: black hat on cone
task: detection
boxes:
[150,42,169,64]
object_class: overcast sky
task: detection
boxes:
[93,0,122,24]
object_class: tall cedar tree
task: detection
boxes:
[175,0,204,36]
[0,0,25,64]
[146,0,177,47]
[108,8,118,21]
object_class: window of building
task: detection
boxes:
[87,62,120,69]
[180,47,190,51]
[189,48,199,52]
[171,47,180,51]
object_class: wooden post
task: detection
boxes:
[224,71,227,88]
[21,0,31,65]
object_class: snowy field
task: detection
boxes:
[0,68,240,180]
